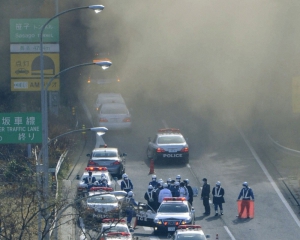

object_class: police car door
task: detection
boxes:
[135,202,156,227]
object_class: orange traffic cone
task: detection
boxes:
[148,159,155,174]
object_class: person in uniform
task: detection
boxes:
[166,178,172,188]
[99,175,109,187]
[83,171,96,190]
[121,173,133,193]
[212,181,225,216]
[153,182,162,211]
[144,185,157,210]
[149,175,158,189]
[158,183,172,206]
[173,181,180,197]
[122,191,138,227]
[175,175,181,183]
[184,179,194,206]
[237,182,254,218]
[201,178,210,215]
[179,182,189,201]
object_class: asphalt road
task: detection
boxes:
[63,96,300,240]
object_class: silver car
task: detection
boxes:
[97,103,132,130]
[87,147,126,178]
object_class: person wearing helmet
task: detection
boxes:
[201,178,211,215]
[158,183,172,205]
[184,179,194,206]
[212,181,225,216]
[99,176,108,187]
[179,182,189,201]
[166,178,172,188]
[237,182,254,218]
[144,185,157,210]
[83,171,97,190]
[172,181,180,197]
[122,191,138,227]
[175,175,181,182]
[153,182,162,210]
[149,175,158,189]
[121,173,133,193]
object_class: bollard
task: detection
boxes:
[148,159,155,174]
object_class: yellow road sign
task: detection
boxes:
[11,79,60,91]
[10,53,60,78]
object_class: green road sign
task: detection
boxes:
[0,112,42,143]
[10,18,59,43]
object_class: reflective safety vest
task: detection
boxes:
[214,187,223,197]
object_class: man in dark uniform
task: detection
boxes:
[184,179,194,206]
[201,178,210,215]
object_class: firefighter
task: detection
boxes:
[121,173,133,193]
[212,181,225,216]
[184,179,194,206]
[201,178,210,215]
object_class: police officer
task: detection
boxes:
[184,179,194,206]
[173,181,180,197]
[149,175,158,189]
[122,191,138,227]
[121,173,133,193]
[212,181,225,216]
[166,178,172,188]
[99,175,108,187]
[83,171,96,190]
[237,182,254,218]
[179,182,189,200]
[175,175,181,183]
[153,182,162,211]
[158,183,172,205]
[201,178,210,215]
[144,185,157,210]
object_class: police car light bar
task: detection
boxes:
[107,232,130,236]
[163,197,186,201]
[102,218,126,223]
[85,166,108,171]
[89,187,113,192]
[178,225,202,229]
[158,128,180,133]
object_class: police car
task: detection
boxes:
[147,128,189,163]
[102,232,132,240]
[81,187,120,220]
[135,197,195,235]
[77,167,117,196]
[99,219,134,239]
[172,225,210,240]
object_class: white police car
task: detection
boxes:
[77,167,117,196]
[147,128,189,164]
[100,219,134,239]
[172,225,210,239]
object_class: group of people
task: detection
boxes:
[144,174,194,211]
[83,171,109,189]
[201,178,255,218]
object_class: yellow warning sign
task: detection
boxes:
[10,53,60,78]
[11,79,60,91]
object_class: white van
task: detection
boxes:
[95,93,125,111]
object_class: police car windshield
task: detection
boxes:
[88,195,117,204]
[158,136,185,144]
[103,226,129,233]
[93,151,117,157]
[176,234,206,239]
[158,203,188,213]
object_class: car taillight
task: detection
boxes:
[111,161,121,165]
[156,148,165,153]
[123,117,131,122]
[100,118,108,122]
[180,147,189,152]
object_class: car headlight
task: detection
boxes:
[154,218,162,224]
[181,217,192,225]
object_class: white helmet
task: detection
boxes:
[163,183,168,188]
[176,175,181,181]
[216,181,221,186]
[122,173,128,179]
[101,176,107,181]
[158,179,164,184]
[127,191,134,197]
[243,182,248,187]
[167,178,172,183]
[148,185,154,190]
[152,175,157,180]
[184,179,189,184]
[94,181,99,185]
[175,181,180,186]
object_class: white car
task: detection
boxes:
[95,93,125,111]
[100,219,134,239]
[172,225,210,239]
[98,103,132,130]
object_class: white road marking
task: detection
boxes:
[224,226,236,240]
[150,238,160,240]
[237,126,300,228]
[187,163,191,168]
[143,226,153,231]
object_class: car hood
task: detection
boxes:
[88,203,118,212]
[156,212,191,219]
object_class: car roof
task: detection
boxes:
[93,147,118,152]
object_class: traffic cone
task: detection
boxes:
[216,234,219,239]
[148,159,155,174]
